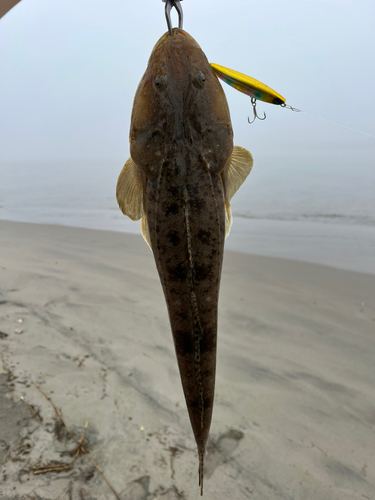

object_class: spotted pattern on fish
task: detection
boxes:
[120,28,243,494]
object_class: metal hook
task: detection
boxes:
[163,0,184,36]
[248,97,266,124]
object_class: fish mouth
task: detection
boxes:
[150,28,201,56]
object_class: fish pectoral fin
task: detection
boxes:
[225,145,254,202]
[223,145,253,239]
[225,199,233,239]
[116,156,145,221]
[141,216,152,250]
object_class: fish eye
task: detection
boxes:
[154,75,167,90]
[193,71,206,89]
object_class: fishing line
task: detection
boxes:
[295,109,375,139]
[261,102,375,139]
[276,104,374,139]
[264,103,375,139]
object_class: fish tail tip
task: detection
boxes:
[198,450,205,495]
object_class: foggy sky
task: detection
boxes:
[1,0,374,173]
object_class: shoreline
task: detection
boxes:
[1,216,374,276]
[0,220,374,499]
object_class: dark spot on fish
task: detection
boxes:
[197,229,211,244]
[193,198,206,211]
[168,186,183,197]
[174,329,194,356]
[187,183,198,195]
[203,397,213,411]
[165,203,179,216]
[158,244,168,255]
[188,394,213,410]
[177,311,188,321]
[194,264,214,281]
[167,230,180,246]
[188,399,200,409]
[167,262,188,282]
[200,332,216,355]
[175,136,186,144]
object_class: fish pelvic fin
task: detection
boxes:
[141,216,152,250]
[116,156,145,221]
[223,146,253,239]
[224,198,233,239]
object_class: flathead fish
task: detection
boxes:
[117,28,253,494]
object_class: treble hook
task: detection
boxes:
[163,0,184,36]
[248,97,266,124]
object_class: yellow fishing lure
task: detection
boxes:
[210,63,285,105]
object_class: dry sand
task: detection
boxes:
[0,220,374,500]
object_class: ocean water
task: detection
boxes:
[1,156,374,274]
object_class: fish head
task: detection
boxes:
[129,29,233,178]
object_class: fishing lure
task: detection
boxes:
[210,63,285,105]
[210,63,299,122]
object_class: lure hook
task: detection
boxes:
[248,97,266,124]
[163,0,184,36]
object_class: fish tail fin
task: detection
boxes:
[198,449,205,495]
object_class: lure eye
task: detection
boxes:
[154,75,167,90]
[193,71,206,88]
[273,97,284,105]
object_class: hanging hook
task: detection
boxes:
[163,0,184,36]
[248,97,266,124]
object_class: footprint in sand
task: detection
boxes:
[120,475,150,500]
[120,476,185,500]
[204,429,245,479]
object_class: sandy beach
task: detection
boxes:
[0,220,374,500]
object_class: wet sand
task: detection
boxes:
[0,220,374,499]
